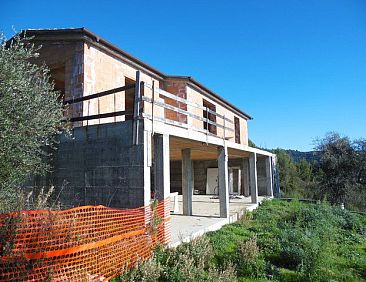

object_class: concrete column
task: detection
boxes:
[154,134,170,200]
[153,133,170,243]
[143,130,152,207]
[182,148,193,216]
[143,131,152,227]
[242,158,250,197]
[265,156,273,197]
[249,152,258,204]
[218,146,229,218]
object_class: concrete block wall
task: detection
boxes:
[51,121,146,209]
[256,157,267,196]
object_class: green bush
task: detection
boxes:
[115,200,366,281]
[119,255,162,282]
[235,237,266,278]
[0,32,66,213]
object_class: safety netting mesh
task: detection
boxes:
[0,198,170,281]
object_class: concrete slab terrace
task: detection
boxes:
[168,195,269,247]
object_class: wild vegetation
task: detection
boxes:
[0,32,65,212]
[274,132,366,213]
[116,200,366,281]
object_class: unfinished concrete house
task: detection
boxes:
[27,28,278,244]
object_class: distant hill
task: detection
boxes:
[285,150,320,163]
[251,139,320,164]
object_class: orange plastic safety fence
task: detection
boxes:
[0,198,171,281]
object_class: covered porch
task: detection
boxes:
[169,195,268,247]
[152,134,275,246]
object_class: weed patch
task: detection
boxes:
[116,200,366,281]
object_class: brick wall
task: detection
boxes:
[32,40,84,125]
[161,79,188,124]
[83,43,159,126]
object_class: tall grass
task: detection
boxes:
[116,200,366,281]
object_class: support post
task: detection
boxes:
[143,130,152,228]
[249,152,258,204]
[265,156,273,197]
[154,134,170,201]
[133,71,141,145]
[218,146,229,218]
[153,133,170,243]
[143,130,151,207]
[182,148,193,216]
[242,158,250,197]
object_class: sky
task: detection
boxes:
[1,0,366,151]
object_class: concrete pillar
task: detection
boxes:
[249,152,258,204]
[153,133,170,244]
[143,130,152,207]
[143,131,152,228]
[265,156,273,197]
[182,148,193,216]
[242,158,250,197]
[154,134,170,200]
[218,146,229,218]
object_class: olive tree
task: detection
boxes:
[316,132,366,211]
[0,32,65,212]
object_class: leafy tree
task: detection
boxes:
[0,32,64,212]
[273,149,318,199]
[273,149,300,197]
[248,139,256,148]
[316,132,366,210]
[296,159,313,183]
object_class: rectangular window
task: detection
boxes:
[234,116,240,144]
[50,65,66,102]
[203,99,217,135]
[125,77,135,120]
[160,83,187,124]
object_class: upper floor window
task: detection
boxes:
[203,99,217,135]
[50,65,65,102]
[125,77,135,120]
[234,116,240,144]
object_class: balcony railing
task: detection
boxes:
[63,71,235,142]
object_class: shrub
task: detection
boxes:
[116,200,366,281]
[236,236,266,278]
[0,32,65,213]
[206,262,237,282]
[159,236,215,281]
[119,255,162,282]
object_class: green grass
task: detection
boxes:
[115,199,366,281]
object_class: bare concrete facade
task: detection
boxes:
[27,28,277,217]
[50,121,146,208]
